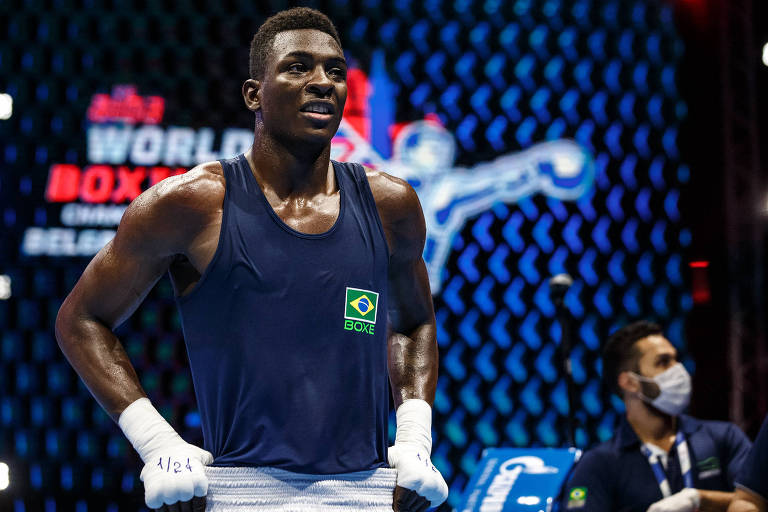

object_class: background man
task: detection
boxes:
[728,416,768,512]
[561,321,752,511]
[55,7,448,511]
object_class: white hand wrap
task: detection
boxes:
[119,398,213,509]
[388,399,449,507]
[647,488,700,512]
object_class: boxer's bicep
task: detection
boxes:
[386,183,438,407]
[60,189,179,330]
[388,257,433,334]
[385,178,432,332]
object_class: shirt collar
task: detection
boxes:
[677,414,704,436]
[617,415,642,449]
[617,414,703,450]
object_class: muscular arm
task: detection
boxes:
[55,166,223,420]
[387,241,437,406]
[369,169,437,406]
[370,168,442,511]
[387,279,437,406]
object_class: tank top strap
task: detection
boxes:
[333,161,390,258]
[219,153,263,198]
[334,160,366,189]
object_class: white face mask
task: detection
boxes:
[630,363,692,416]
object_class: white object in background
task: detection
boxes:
[0,94,12,120]
[0,275,10,300]
[0,462,9,491]
[762,42,768,67]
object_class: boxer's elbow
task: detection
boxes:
[55,296,77,350]
[55,295,98,354]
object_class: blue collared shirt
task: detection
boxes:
[735,415,768,499]
[560,415,752,511]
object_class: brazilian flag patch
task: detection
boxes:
[345,287,379,324]
[567,487,587,509]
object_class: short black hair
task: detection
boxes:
[249,7,342,79]
[602,320,664,397]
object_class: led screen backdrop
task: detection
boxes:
[0,0,690,509]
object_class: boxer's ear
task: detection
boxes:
[242,79,261,112]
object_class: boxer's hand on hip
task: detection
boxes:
[389,399,448,509]
[140,444,213,509]
[118,398,213,510]
[388,442,448,508]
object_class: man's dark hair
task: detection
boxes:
[602,320,664,397]
[249,7,342,79]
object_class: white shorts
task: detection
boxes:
[204,466,398,511]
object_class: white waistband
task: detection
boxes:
[204,466,397,511]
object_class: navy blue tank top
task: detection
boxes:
[175,154,390,474]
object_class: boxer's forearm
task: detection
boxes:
[387,325,449,509]
[387,323,438,408]
[58,306,210,509]
[55,305,146,421]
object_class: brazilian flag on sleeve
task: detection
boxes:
[567,487,587,509]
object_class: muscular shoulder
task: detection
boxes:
[363,165,425,259]
[137,161,224,215]
[364,166,421,222]
[115,161,224,255]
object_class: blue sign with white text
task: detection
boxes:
[458,448,581,512]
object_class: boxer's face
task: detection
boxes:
[257,29,347,145]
